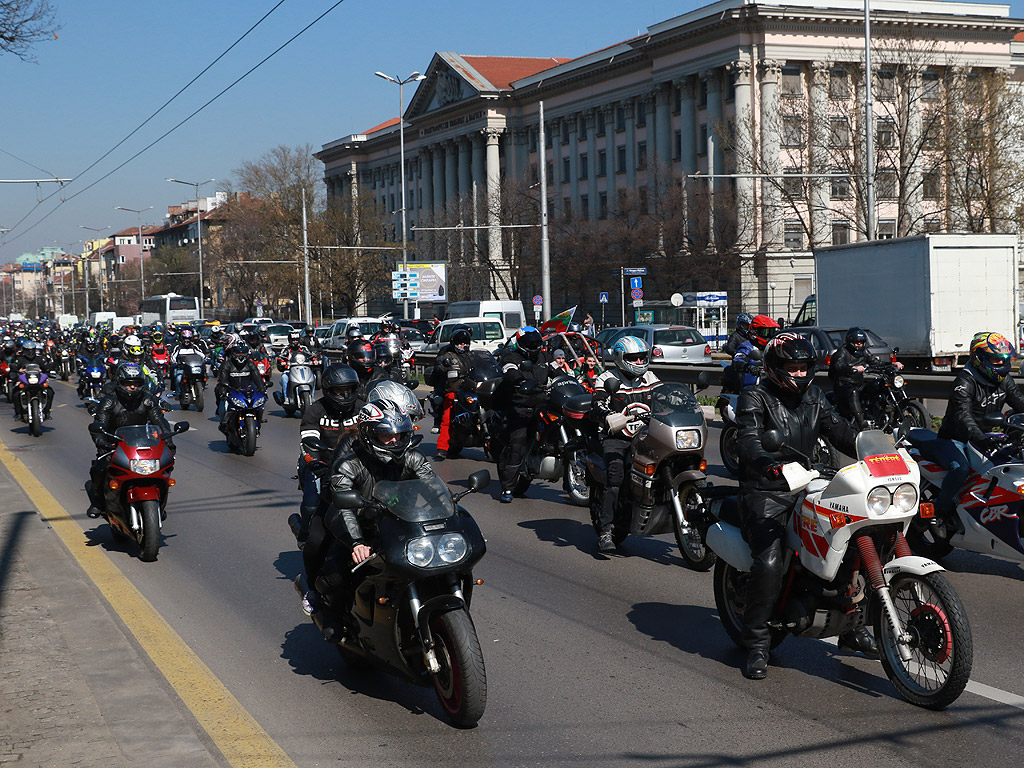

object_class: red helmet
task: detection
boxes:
[749,315,781,349]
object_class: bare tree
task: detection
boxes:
[147,246,198,297]
[1,0,58,60]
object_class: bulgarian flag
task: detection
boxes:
[539,306,577,334]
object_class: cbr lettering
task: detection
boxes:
[980,504,1015,525]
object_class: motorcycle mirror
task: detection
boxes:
[604,377,621,395]
[982,412,1007,432]
[406,380,419,390]
[410,434,424,450]
[305,437,328,454]
[467,469,490,492]
[333,489,364,509]
[748,348,763,361]
[695,371,710,392]
[762,429,785,453]
[172,421,190,434]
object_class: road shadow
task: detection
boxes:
[272,549,304,583]
[81,520,173,558]
[0,510,31,615]
[205,438,234,455]
[937,548,1024,582]
[8,424,56,437]
[518,515,689,566]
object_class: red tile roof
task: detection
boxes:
[461,55,572,89]
[363,116,401,135]
[1015,30,1024,41]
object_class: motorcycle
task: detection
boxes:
[57,347,74,381]
[441,350,502,462]
[87,420,190,561]
[830,362,930,433]
[1,360,10,401]
[223,386,267,456]
[583,376,713,567]
[898,413,1024,564]
[704,428,973,709]
[372,338,417,389]
[79,357,107,400]
[16,364,49,437]
[176,351,208,412]
[301,467,491,728]
[250,347,273,387]
[273,348,318,417]
[150,346,171,381]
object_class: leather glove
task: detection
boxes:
[764,463,786,481]
[977,436,1002,454]
[605,412,629,433]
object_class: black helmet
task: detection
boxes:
[845,327,868,353]
[322,364,358,411]
[357,400,414,463]
[514,326,543,361]
[21,340,37,360]
[229,342,249,365]
[763,332,816,397]
[115,362,147,407]
[450,324,472,349]
[288,330,301,346]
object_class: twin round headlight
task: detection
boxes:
[406,533,468,568]
[866,483,918,514]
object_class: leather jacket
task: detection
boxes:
[828,346,878,388]
[325,441,434,545]
[299,399,356,457]
[736,381,857,492]
[497,349,551,417]
[217,357,265,395]
[437,344,471,393]
[92,392,173,451]
[938,364,1024,444]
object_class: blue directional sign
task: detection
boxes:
[622,267,648,276]
[599,292,609,304]
[630,277,643,291]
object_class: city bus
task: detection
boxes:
[140,293,201,326]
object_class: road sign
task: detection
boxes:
[623,267,648,276]
[599,292,609,304]
[633,298,644,307]
[631,288,643,301]
[630,277,643,291]
[391,271,418,280]
[532,295,543,306]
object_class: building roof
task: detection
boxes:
[364,117,401,135]
[458,55,571,90]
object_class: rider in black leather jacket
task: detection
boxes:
[828,327,887,428]
[216,342,265,432]
[736,332,867,681]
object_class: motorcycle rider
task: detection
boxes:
[735,332,871,680]
[722,315,777,393]
[122,334,161,392]
[590,336,660,551]
[828,327,902,428]
[10,340,54,420]
[86,362,174,519]
[289,363,360,546]
[76,338,104,398]
[434,324,473,460]
[277,330,311,402]
[495,326,550,503]
[169,328,208,395]
[723,313,754,357]
[216,340,266,432]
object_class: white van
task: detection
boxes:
[445,300,526,335]
[57,314,79,330]
[88,311,116,328]
[423,317,507,355]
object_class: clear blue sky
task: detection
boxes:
[2,0,1022,263]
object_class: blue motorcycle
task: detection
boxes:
[224,387,267,456]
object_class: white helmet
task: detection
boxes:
[366,379,424,421]
[611,335,651,380]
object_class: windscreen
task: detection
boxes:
[115,425,161,448]
[372,476,455,522]
[649,382,699,413]
[855,430,911,478]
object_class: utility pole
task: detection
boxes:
[539,101,551,322]
[302,188,312,326]
[79,225,109,317]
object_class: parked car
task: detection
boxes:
[398,319,434,336]
[399,327,427,352]
[595,327,624,348]
[602,325,711,365]
[422,317,506,355]
[787,326,894,369]
[263,323,294,354]
[318,316,386,360]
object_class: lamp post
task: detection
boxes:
[115,205,153,305]
[375,70,426,321]
[79,225,109,317]
[769,282,777,318]
[167,178,215,315]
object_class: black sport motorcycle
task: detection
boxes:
[443,350,503,461]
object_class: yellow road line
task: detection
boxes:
[0,434,298,768]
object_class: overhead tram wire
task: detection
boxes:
[0,147,61,179]
[0,0,292,242]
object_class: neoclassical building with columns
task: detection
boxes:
[317,0,1024,320]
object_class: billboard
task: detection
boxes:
[406,262,447,302]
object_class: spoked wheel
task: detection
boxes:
[563,449,589,507]
[876,572,972,709]
[900,400,930,429]
[719,424,740,477]
[673,485,716,572]
[429,610,487,728]
[137,500,161,562]
[29,400,42,437]
[713,559,787,650]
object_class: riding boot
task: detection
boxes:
[837,625,880,659]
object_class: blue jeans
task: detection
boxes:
[915,438,969,516]
[280,371,290,400]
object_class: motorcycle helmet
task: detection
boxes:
[736,313,754,338]
[366,379,424,421]
[567,323,583,334]
[348,343,374,374]
[180,328,194,342]
[288,330,302,348]
[21,340,37,360]
[845,327,868,354]
[970,331,1014,384]
[346,327,364,342]
[357,400,414,463]
[115,362,147,407]
[123,334,145,363]
[749,315,781,349]
[151,331,164,345]
[229,341,250,366]
[611,335,650,380]
[84,341,99,356]
[763,332,816,396]
[209,326,223,343]
[321,364,359,412]
[449,324,472,352]
[513,326,543,361]
[233,322,246,334]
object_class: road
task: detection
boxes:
[4,376,1024,768]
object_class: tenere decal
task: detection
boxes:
[864,453,909,478]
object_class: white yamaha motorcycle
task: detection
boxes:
[705,429,973,709]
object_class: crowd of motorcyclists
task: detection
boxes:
[2,306,1019,697]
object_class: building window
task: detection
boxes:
[878,219,897,239]
[923,168,942,199]
[781,65,802,96]
[637,141,647,169]
[724,73,735,102]
[830,68,850,100]
[638,187,649,214]
[966,70,983,103]
[672,86,681,114]
[528,130,537,152]
[563,197,572,218]
[561,121,570,144]
[579,116,588,140]
[616,145,626,173]
[830,117,850,147]
[784,221,804,250]
[698,77,708,107]
[877,168,897,199]
[596,110,606,136]
[698,124,708,156]
[781,115,803,147]
[579,154,588,179]
[877,70,896,101]
[674,130,681,160]
[599,192,608,219]
[832,219,851,246]
[783,167,804,199]
[562,157,570,180]
[616,105,625,132]
[545,162,553,182]
[922,116,942,150]
[580,195,589,219]
[636,99,647,127]
[922,71,942,102]
[545,125,552,148]
[598,149,607,176]
[877,118,896,149]
[924,216,942,232]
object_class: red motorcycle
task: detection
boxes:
[150,345,171,379]
[1,360,10,401]
[251,347,273,386]
[88,420,189,561]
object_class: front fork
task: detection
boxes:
[856,533,914,662]
[662,466,691,536]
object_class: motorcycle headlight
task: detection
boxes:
[130,459,159,475]
[893,482,918,512]
[675,429,702,450]
[866,486,892,515]
[27,375,39,384]
[229,394,247,409]
[406,537,436,567]
[252,393,267,408]
[437,533,468,564]
[893,374,905,388]
[91,371,102,378]
[191,365,203,374]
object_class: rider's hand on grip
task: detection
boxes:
[605,412,629,433]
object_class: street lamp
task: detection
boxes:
[115,205,153,304]
[769,282,777,317]
[375,70,426,320]
[79,225,109,316]
[166,178,215,315]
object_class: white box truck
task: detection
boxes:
[813,233,1019,371]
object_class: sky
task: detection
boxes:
[3,0,1024,264]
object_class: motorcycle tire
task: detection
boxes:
[875,571,972,709]
[29,400,42,437]
[674,485,716,572]
[900,400,930,430]
[241,414,257,456]
[812,437,839,468]
[298,390,311,415]
[719,423,740,478]
[562,450,589,508]
[61,369,69,382]
[712,559,787,651]
[429,610,487,728]
[179,389,191,410]
[193,383,205,413]
[138,500,161,562]
[904,515,954,559]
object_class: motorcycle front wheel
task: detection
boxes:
[713,559,787,650]
[430,610,487,728]
[298,389,311,415]
[876,571,972,709]
[29,399,42,437]
[899,400,930,430]
[138,500,161,562]
[193,382,204,412]
[674,485,716,571]
[719,423,740,477]
[562,449,589,507]
[241,413,257,456]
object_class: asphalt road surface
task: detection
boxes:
[5,376,1024,768]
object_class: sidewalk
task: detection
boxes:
[0,454,222,767]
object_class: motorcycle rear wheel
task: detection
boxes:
[241,414,257,456]
[713,559,787,650]
[430,610,487,728]
[719,424,740,477]
[29,400,42,437]
[137,500,161,562]
[563,450,589,508]
[876,571,972,709]
[674,485,716,572]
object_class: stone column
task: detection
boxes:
[603,105,617,202]
[568,114,579,215]
[809,61,830,247]
[624,97,637,190]
[654,81,673,169]
[458,137,473,199]
[420,148,434,215]
[759,59,783,248]
[586,110,599,219]
[703,68,723,189]
[471,133,485,227]
[484,128,506,296]
[728,60,755,234]
[445,140,458,207]
[679,77,698,177]
[431,144,444,217]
